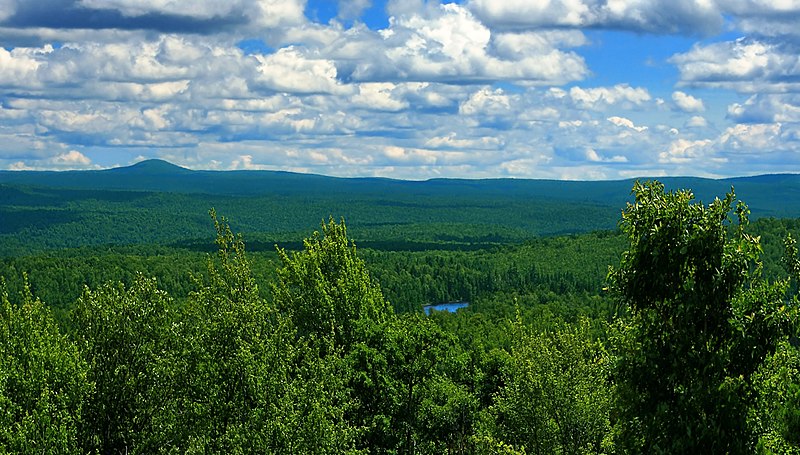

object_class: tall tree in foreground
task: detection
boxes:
[273,217,392,347]
[608,181,798,453]
[71,274,176,454]
[175,211,356,453]
[0,278,90,453]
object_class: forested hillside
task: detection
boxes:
[2,170,800,453]
[3,161,800,256]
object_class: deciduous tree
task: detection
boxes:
[0,277,89,453]
[608,181,799,453]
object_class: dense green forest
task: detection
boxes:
[4,159,800,256]
[2,167,800,453]
[0,181,617,255]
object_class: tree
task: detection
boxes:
[490,318,612,454]
[173,211,357,453]
[0,277,90,453]
[71,273,177,454]
[608,181,799,453]
[273,217,392,347]
[346,314,461,453]
[749,235,800,454]
[751,339,800,454]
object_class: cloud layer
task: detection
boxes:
[0,0,798,179]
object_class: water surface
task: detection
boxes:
[423,302,469,315]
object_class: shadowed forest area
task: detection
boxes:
[2,170,800,453]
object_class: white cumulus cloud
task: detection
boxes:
[569,84,651,110]
[659,138,713,164]
[459,87,512,116]
[8,150,97,170]
[0,0,16,22]
[685,115,709,128]
[0,46,46,87]
[468,0,723,35]
[672,91,706,112]
[351,83,409,111]
[607,116,648,132]
[718,122,784,151]
[671,38,800,93]
[51,150,92,166]
[350,3,588,85]
[77,0,240,19]
[717,0,800,37]
[254,47,349,95]
[1,0,799,178]
[727,94,800,123]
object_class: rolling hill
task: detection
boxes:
[1,160,798,255]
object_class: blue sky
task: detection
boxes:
[0,0,798,180]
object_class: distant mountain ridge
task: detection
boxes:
[2,159,799,218]
[109,159,192,175]
[2,159,799,256]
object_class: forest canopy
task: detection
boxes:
[1,181,799,454]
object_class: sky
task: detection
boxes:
[0,0,798,180]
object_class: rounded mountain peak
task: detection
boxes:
[117,159,191,174]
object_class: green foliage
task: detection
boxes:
[4,177,800,454]
[5,167,800,257]
[748,233,800,454]
[173,211,357,453]
[346,313,469,453]
[0,176,627,256]
[784,233,800,290]
[0,277,90,454]
[753,218,800,286]
[751,340,800,454]
[608,181,799,454]
[0,244,278,317]
[470,435,527,455]
[363,230,625,313]
[417,374,480,453]
[490,318,613,454]
[71,273,177,454]
[274,217,392,346]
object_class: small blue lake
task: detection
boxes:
[423,302,469,315]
